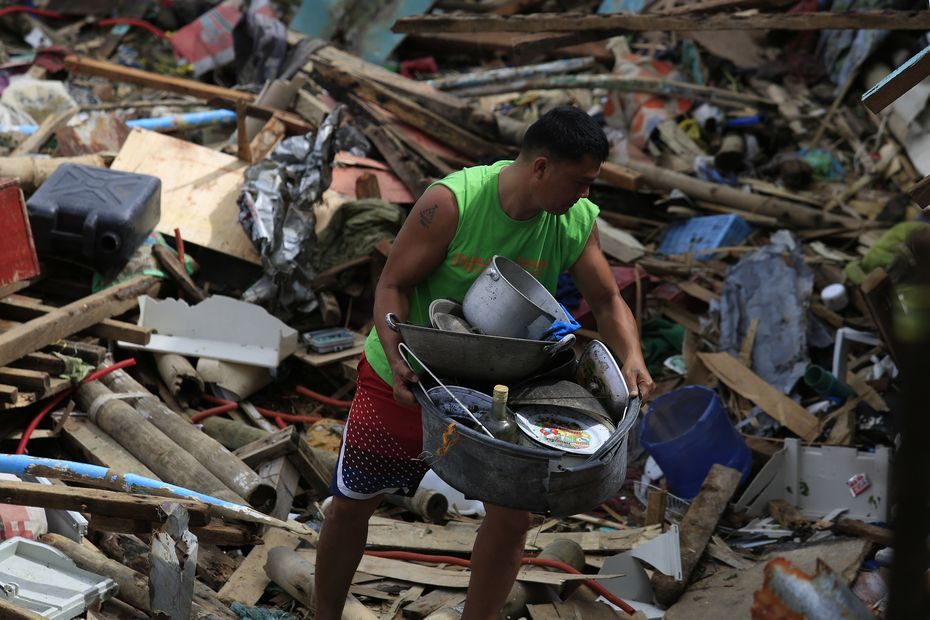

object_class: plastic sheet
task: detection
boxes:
[717,231,814,395]
[239,106,343,318]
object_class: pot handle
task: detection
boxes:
[544,333,575,355]
[385,312,400,332]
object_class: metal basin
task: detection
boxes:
[463,255,568,340]
[386,313,574,385]
[511,379,613,426]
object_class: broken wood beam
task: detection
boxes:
[393,11,930,34]
[0,276,158,368]
[652,464,742,606]
[265,546,378,619]
[314,63,508,161]
[62,417,160,479]
[11,106,79,156]
[0,296,151,345]
[698,352,820,441]
[862,44,930,115]
[0,479,211,526]
[626,160,861,229]
[217,527,301,606]
[63,55,311,134]
[0,367,49,392]
[599,161,642,192]
[102,367,276,512]
[151,245,206,302]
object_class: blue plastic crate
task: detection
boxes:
[658,214,752,260]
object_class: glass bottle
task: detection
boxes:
[484,384,519,444]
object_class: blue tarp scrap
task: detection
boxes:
[716,231,815,394]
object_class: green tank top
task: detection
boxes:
[364,160,599,384]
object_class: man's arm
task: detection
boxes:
[570,223,655,401]
[374,184,459,405]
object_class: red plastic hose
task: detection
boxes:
[0,8,169,40]
[363,550,636,615]
[190,396,238,423]
[16,358,137,455]
[173,228,186,272]
[295,385,353,409]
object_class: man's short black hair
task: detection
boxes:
[520,106,609,163]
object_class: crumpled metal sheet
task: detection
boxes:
[717,230,814,394]
[751,558,873,620]
[238,106,343,319]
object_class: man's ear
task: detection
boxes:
[532,156,548,179]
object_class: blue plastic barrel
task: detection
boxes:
[640,385,751,500]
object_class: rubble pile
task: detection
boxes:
[0,0,926,618]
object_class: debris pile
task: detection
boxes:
[0,0,926,618]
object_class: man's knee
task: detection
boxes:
[483,504,533,535]
[326,495,382,524]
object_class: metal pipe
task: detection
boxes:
[3,109,237,135]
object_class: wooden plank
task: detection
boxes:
[527,601,623,620]
[315,64,506,162]
[0,297,151,345]
[12,106,79,156]
[677,281,719,303]
[63,55,311,134]
[0,367,49,391]
[11,352,67,374]
[0,384,18,404]
[111,130,260,265]
[89,515,258,546]
[151,244,206,302]
[0,276,158,369]
[664,539,870,619]
[907,173,930,209]
[393,10,930,34]
[698,352,820,441]
[217,527,302,606]
[232,427,295,467]
[0,479,211,525]
[402,590,466,620]
[595,217,645,264]
[365,516,660,554]
[43,340,107,365]
[61,417,160,480]
[863,44,930,114]
[599,161,642,192]
[653,465,742,606]
[0,598,46,620]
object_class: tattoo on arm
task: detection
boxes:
[419,204,439,228]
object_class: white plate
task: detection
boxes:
[514,405,614,455]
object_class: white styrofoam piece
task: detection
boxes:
[597,552,653,603]
[735,439,891,521]
[832,327,881,381]
[630,523,683,581]
[119,295,298,368]
[0,537,116,618]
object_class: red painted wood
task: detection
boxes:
[0,178,40,289]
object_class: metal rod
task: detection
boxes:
[398,343,495,438]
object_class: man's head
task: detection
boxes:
[517,106,609,215]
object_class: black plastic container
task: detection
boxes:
[26,163,161,272]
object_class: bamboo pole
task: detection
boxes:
[75,381,242,504]
[101,368,276,512]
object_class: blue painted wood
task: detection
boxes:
[862,43,930,114]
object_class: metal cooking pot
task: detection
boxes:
[386,313,574,385]
[463,255,569,341]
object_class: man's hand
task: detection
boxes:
[390,357,419,406]
[622,361,655,403]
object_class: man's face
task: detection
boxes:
[531,155,602,215]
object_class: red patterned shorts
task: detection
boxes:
[331,356,429,499]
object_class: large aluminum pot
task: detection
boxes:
[386,313,574,385]
[463,255,569,341]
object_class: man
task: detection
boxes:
[314,106,655,620]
